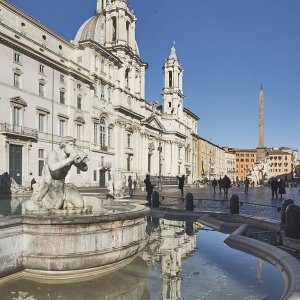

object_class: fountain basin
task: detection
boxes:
[0,198,150,282]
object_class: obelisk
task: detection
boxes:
[257,85,266,162]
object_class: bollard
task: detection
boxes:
[230,194,239,214]
[152,191,160,208]
[281,199,294,225]
[185,193,194,211]
[285,204,300,239]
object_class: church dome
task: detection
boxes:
[74,14,106,45]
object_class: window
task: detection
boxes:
[127,133,131,148]
[76,123,82,140]
[101,60,105,72]
[39,82,45,97]
[101,84,105,99]
[13,106,21,132]
[38,114,45,132]
[60,74,64,83]
[60,91,65,104]
[59,119,65,136]
[38,149,45,176]
[168,71,172,87]
[14,52,21,63]
[93,170,97,181]
[100,117,106,146]
[77,97,82,109]
[94,123,98,144]
[14,73,20,88]
[112,17,117,41]
[125,69,129,87]
[108,88,111,101]
[168,102,171,107]
[126,21,130,43]
[39,64,45,74]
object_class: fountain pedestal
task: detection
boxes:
[0,200,149,282]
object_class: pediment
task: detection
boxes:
[142,114,165,131]
[10,96,27,107]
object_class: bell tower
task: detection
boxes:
[162,42,184,117]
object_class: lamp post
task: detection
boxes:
[158,143,162,190]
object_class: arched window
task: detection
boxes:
[100,117,106,146]
[125,68,129,87]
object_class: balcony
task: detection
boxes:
[90,144,110,153]
[98,161,112,170]
[0,123,37,140]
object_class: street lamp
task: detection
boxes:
[158,144,162,190]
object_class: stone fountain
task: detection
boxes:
[0,137,149,282]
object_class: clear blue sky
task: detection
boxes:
[8,0,300,156]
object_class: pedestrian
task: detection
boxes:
[177,175,185,198]
[270,178,278,198]
[212,178,218,193]
[244,177,250,194]
[133,179,137,191]
[128,175,133,198]
[30,178,36,191]
[222,175,231,197]
[218,177,223,193]
[144,174,155,206]
[278,178,286,198]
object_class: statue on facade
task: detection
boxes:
[25,136,91,214]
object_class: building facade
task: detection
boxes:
[234,149,257,182]
[0,0,199,187]
[197,137,226,181]
[266,147,297,181]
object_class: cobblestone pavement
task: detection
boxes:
[133,185,300,222]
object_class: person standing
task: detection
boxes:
[244,177,250,194]
[270,178,278,198]
[128,175,133,198]
[212,178,218,193]
[278,178,286,198]
[144,174,154,206]
[177,175,185,198]
[218,177,223,193]
[222,175,231,197]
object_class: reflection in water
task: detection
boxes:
[142,218,203,300]
[0,217,284,300]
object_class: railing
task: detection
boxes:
[0,123,37,138]
[98,162,112,169]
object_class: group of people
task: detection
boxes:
[270,178,286,198]
[212,175,232,197]
[128,174,186,206]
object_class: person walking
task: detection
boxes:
[244,177,250,194]
[212,178,218,193]
[270,178,278,198]
[218,177,223,193]
[222,175,231,197]
[278,178,286,198]
[128,175,133,198]
[144,174,154,206]
[177,175,185,198]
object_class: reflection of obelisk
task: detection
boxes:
[257,85,266,162]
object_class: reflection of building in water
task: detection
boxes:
[142,217,204,300]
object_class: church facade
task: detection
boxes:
[0,0,199,187]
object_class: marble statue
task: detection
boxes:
[107,170,126,199]
[26,136,91,214]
